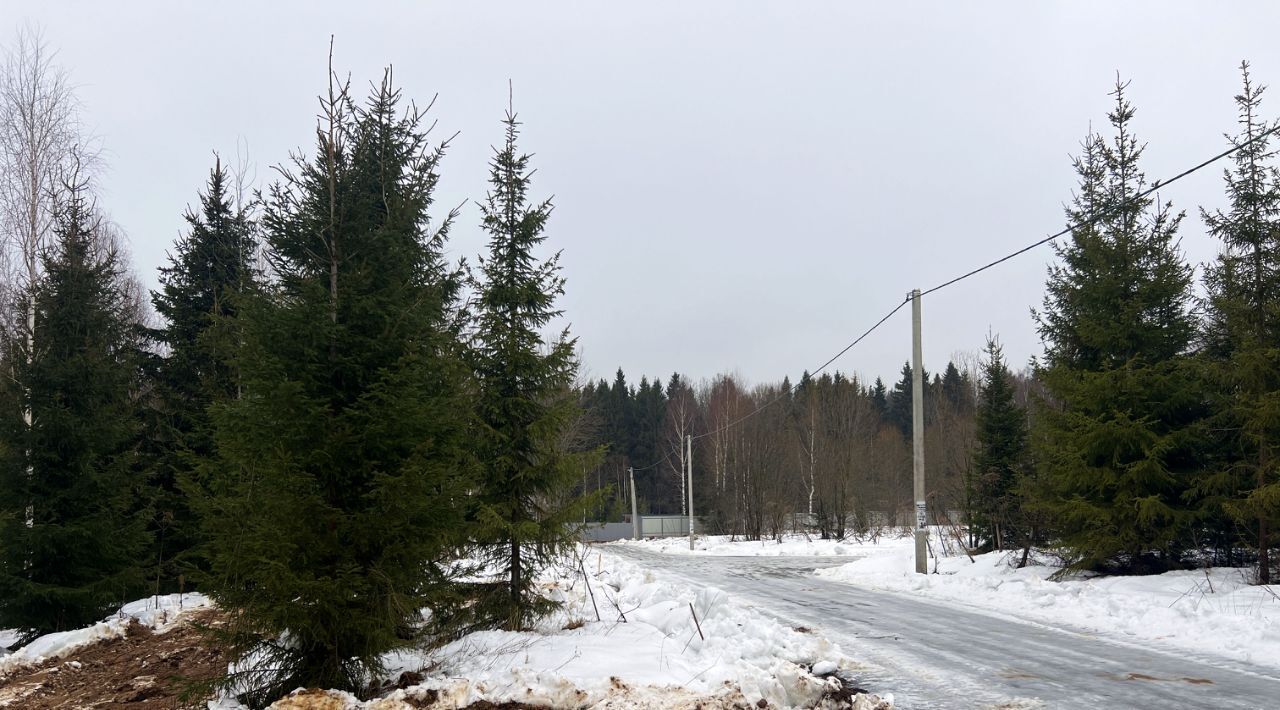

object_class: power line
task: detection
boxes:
[626,296,910,474]
[920,123,1280,298]
[629,450,672,473]
[625,121,1280,473]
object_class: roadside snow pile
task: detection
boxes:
[367,550,890,709]
[615,532,913,557]
[0,593,211,674]
[817,545,1280,670]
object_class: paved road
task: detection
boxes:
[606,547,1280,709]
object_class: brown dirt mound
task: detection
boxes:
[0,608,228,709]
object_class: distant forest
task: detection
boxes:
[577,361,992,538]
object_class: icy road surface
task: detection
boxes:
[608,546,1280,709]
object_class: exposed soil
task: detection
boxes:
[0,609,228,709]
[0,617,889,710]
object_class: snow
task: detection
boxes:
[0,593,211,674]
[0,551,894,708]
[619,529,1280,675]
[801,534,1280,671]
[203,548,892,709]
[370,550,888,709]
[624,530,1280,674]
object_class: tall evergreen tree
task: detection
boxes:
[1199,62,1280,583]
[0,178,148,642]
[193,70,473,703]
[971,336,1027,552]
[1033,81,1201,573]
[147,158,256,590]
[470,105,599,630]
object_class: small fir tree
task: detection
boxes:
[0,178,149,642]
[971,336,1027,552]
[470,106,600,630]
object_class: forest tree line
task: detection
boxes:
[577,361,988,541]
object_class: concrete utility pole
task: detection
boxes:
[629,467,640,540]
[911,289,928,574]
[687,434,695,550]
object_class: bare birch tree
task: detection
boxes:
[663,374,698,515]
[0,26,97,325]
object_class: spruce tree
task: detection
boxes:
[0,178,148,643]
[470,106,599,630]
[886,362,928,438]
[971,336,1027,552]
[194,70,472,703]
[869,377,888,415]
[147,158,256,590]
[1033,81,1201,573]
[1199,62,1280,582]
[940,361,972,413]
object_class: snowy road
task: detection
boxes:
[607,547,1280,709]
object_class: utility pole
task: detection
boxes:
[687,434,695,550]
[911,288,928,574]
[629,467,640,540]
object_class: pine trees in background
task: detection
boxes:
[470,105,599,631]
[1198,62,1280,583]
[147,158,256,591]
[971,335,1027,552]
[193,69,474,702]
[869,377,888,416]
[1033,81,1202,574]
[0,177,148,643]
[884,363,915,439]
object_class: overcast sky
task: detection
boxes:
[6,1,1279,389]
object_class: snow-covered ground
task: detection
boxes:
[0,553,892,709]
[0,592,211,674]
[618,530,1280,672]
[363,550,889,709]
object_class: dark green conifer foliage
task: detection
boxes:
[1033,81,1201,574]
[470,106,600,631]
[148,159,256,589]
[869,377,888,415]
[940,361,972,414]
[194,69,472,704]
[971,336,1027,551]
[0,179,148,643]
[1198,62,1280,583]
[632,376,666,468]
[886,362,928,438]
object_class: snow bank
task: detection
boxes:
[202,550,890,709]
[0,593,211,674]
[817,544,1280,670]
[374,550,885,709]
